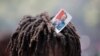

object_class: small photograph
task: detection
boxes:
[52,10,67,30]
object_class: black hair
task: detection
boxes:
[8,12,81,56]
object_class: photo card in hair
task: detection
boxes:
[51,9,72,33]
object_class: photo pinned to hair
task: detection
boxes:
[51,9,72,33]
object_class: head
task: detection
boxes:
[8,12,81,56]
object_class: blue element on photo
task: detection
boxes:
[57,21,65,30]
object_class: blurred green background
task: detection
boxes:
[0,0,100,56]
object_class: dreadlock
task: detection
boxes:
[8,12,81,56]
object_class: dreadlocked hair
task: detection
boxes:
[8,12,81,56]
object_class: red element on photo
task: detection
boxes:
[56,10,64,20]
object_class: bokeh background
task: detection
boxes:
[0,0,100,56]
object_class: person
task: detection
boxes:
[8,12,81,56]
